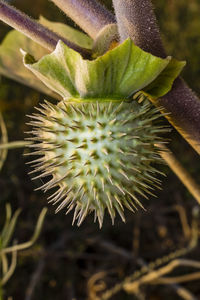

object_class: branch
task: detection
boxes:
[112,0,200,154]
[51,0,115,39]
[0,0,91,58]
[152,272,200,285]
[159,145,200,205]
[112,0,165,57]
[124,259,200,294]
[156,78,200,154]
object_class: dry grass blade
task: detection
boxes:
[152,271,200,285]
[124,259,200,293]
[100,207,199,300]
[0,112,8,172]
[1,247,17,285]
[1,207,48,255]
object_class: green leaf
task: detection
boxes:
[0,17,92,98]
[0,29,54,96]
[39,16,92,49]
[23,38,183,101]
[143,58,186,98]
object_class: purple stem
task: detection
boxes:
[112,0,165,58]
[112,0,200,154]
[0,0,91,58]
[158,78,200,152]
[51,0,116,39]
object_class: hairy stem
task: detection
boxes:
[112,0,165,57]
[0,0,91,57]
[51,0,115,39]
[155,78,200,154]
[112,0,200,154]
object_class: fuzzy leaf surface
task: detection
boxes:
[0,29,51,95]
[0,17,92,97]
[39,16,92,49]
[143,58,186,98]
[23,38,185,100]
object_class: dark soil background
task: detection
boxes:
[0,0,200,299]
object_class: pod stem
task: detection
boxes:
[0,0,91,58]
[51,0,116,39]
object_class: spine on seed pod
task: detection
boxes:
[22,38,185,227]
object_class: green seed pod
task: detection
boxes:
[27,99,167,227]
[22,38,185,226]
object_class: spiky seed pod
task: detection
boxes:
[26,99,168,227]
[22,38,185,227]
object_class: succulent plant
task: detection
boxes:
[23,38,185,227]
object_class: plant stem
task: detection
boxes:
[155,78,200,155]
[1,208,47,255]
[112,0,165,57]
[0,112,8,172]
[112,0,200,154]
[159,144,200,205]
[51,0,115,39]
[0,0,91,57]
[0,141,31,150]
[0,285,3,300]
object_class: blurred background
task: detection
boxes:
[0,0,200,299]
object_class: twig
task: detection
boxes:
[0,141,31,150]
[100,208,199,299]
[159,144,200,205]
[169,284,197,300]
[152,272,200,285]
[156,78,200,155]
[174,204,191,240]
[51,0,115,39]
[124,259,200,293]
[95,239,133,261]
[88,271,107,300]
[0,112,8,171]
[0,0,91,57]
[25,258,45,300]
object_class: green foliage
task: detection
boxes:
[0,29,50,95]
[23,38,184,101]
[143,58,186,98]
[0,17,92,98]
[39,16,92,49]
